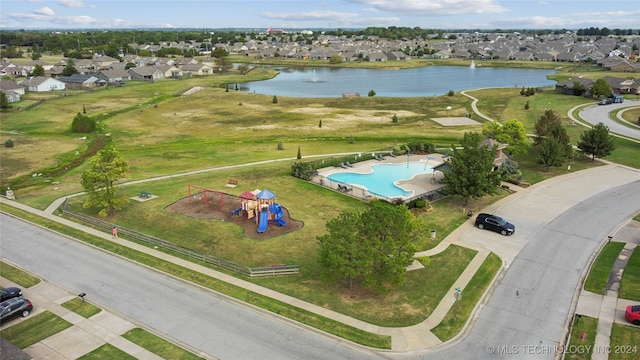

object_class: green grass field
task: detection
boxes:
[1,60,638,345]
[584,242,626,295]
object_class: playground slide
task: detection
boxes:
[231,207,242,216]
[271,203,287,227]
[257,210,269,233]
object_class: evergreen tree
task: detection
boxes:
[536,137,565,171]
[577,122,616,161]
[32,64,45,76]
[0,92,9,109]
[534,109,572,159]
[318,200,423,293]
[62,58,79,76]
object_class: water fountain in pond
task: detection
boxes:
[470,60,476,70]
[311,69,318,83]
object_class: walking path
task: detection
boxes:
[2,97,639,359]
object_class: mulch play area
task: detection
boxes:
[166,191,304,240]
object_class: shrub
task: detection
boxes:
[447,90,454,96]
[4,139,14,147]
[415,199,426,208]
[272,95,278,104]
[392,114,398,123]
[277,141,284,150]
[368,90,376,97]
[71,112,96,133]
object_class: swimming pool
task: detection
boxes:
[327,162,434,198]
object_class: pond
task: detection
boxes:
[238,63,556,98]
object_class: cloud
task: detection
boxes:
[346,0,509,16]
[34,7,55,16]
[58,0,89,8]
[262,10,361,23]
[492,10,640,29]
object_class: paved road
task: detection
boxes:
[0,214,383,360]
[388,165,640,359]
[578,100,640,140]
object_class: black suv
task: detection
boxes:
[475,213,515,236]
[0,297,33,325]
[0,287,22,302]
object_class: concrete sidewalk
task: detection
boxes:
[2,163,639,358]
[1,191,492,355]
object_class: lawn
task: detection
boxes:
[122,328,205,360]
[563,315,598,360]
[584,242,626,295]
[62,297,102,318]
[1,61,634,346]
[609,323,640,360]
[619,247,640,301]
[0,261,41,288]
[0,311,72,349]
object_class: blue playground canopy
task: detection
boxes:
[256,189,276,200]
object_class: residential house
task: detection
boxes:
[92,55,120,69]
[20,76,66,92]
[154,65,182,78]
[480,138,509,170]
[128,67,164,81]
[555,78,595,96]
[178,63,213,76]
[0,79,24,102]
[0,79,25,95]
[96,69,133,84]
[59,74,104,89]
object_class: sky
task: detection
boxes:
[0,0,638,31]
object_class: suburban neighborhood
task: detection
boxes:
[1,29,640,102]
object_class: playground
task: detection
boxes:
[165,189,304,240]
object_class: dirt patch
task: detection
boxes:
[165,191,304,240]
[182,86,206,96]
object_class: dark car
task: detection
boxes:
[475,213,515,236]
[0,297,33,325]
[626,305,640,325]
[0,287,23,302]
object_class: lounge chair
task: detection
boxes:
[346,161,354,167]
[389,152,396,158]
[340,162,348,169]
[374,154,382,161]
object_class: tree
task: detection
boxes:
[496,120,528,155]
[214,56,232,72]
[297,145,301,159]
[71,112,96,133]
[329,55,343,64]
[392,113,398,123]
[533,109,572,159]
[359,201,421,293]
[62,58,79,76]
[81,147,130,217]
[441,132,502,205]
[0,92,9,109]
[590,78,611,98]
[32,64,45,76]
[318,211,367,291]
[577,122,616,161]
[368,90,376,97]
[272,95,278,104]
[536,137,565,171]
[318,201,423,293]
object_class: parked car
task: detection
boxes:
[475,213,515,236]
[625,305,640,325]
[0,287,22,302]
[0,297,33,324]
[598,98,613,105]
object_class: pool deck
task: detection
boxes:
[313,153,447,201]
